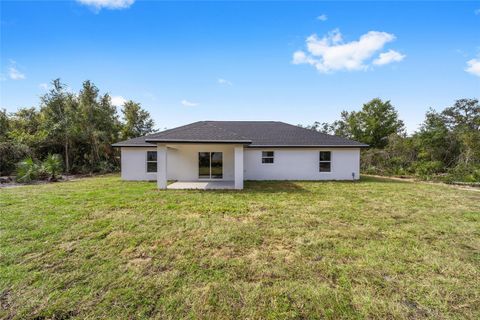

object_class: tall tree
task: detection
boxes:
[304,98,405,148]
[442,98,480,131]
[121,101,155,140]
[8,107,43,148]
[1,79,155,176]
[413,109,459,166]
[40,79,78,173]
[78,80,101,172]
[96,94,121,164]
[441,99,480,165]
[353,98,405,148]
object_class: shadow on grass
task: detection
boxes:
[243,180,309,193]
[181,181,309,194]
[156,176,409,194]
[239,177,409,193]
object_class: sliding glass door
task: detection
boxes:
[198,152,211,179]
[210,152,223,179]
[198,152,223,179]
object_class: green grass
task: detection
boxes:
[1,175,479,319]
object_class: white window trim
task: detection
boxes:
[146,151,157,173]
[319,151,332,173]
[261,151,275,164]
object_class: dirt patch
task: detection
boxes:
[270,243,296,263]
[128,257,152,270]
[211,246,237,259]
[223,215,255,224]
[59,241,77,253]
[0,289,12,311]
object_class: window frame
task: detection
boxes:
[146,151,157,173]
[198,152,223,179]
[261,151,275,164]
[319,151,332,173]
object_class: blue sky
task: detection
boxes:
[1,1,479,133]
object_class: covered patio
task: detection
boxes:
[154,143,245,190]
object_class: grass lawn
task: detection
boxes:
[1,175,479,319]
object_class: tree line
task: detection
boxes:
[2,80,478,183]
[302,98,480,182]
[0,79,155,176]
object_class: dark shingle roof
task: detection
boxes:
[112,121,368,148]
[111,135,156,147]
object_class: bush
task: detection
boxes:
[412,161,444,179]
[445,164,480,183]
[97,160,117,174]
[16,157,41,183]
[42,154,63,181]
[361,149,389,175]
[0,141,30,176]
[361,148,415,177]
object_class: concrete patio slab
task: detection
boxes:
[167,181,235,190]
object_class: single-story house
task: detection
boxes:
[112,121,368,189]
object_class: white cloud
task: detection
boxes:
[317,14,328,21]
[465,58,480,77]
[217,78,232,86]
[292,29,404,73]
[6,60,26,80]
[181,99,198,107]
[76,0,135,11]
[111,95,127,106]
[8,67,25,80]
[292,51,317,65]
[373,49,406,65]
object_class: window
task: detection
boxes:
[199,152,223,179]
[262,151,274,164]
[319,151,331,172]
[146,151,157,172]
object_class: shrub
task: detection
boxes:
[16,157,41,183]
[412,161,444,179]
[0,141,30,176]
[97,160,117,174]
[445,164,480,183]
[361,148,415,177]
[42,154,63,181]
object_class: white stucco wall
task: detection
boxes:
[120,146,360,181]
[120,147,158,181]
[244,148,360,180]
[120,144,238,181]
[166,144,237,181]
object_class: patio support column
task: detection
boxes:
[157,144,167,189]
[234,145,244,190]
